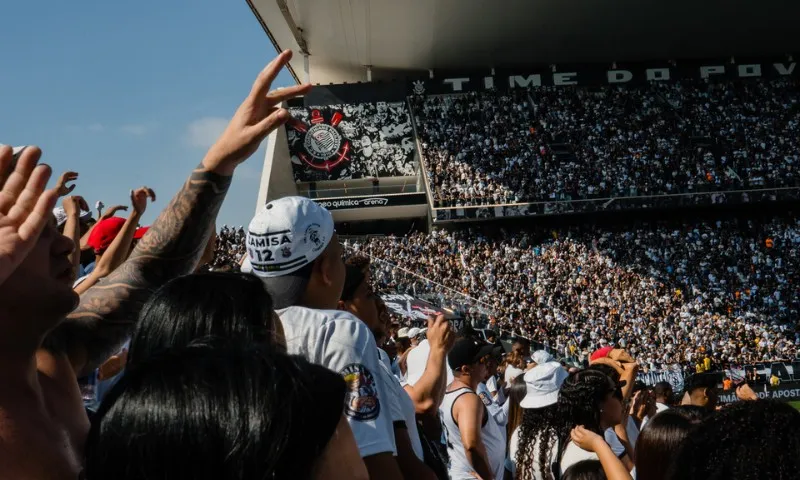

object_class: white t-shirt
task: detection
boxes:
[641,402,670,429]
[378,349,425,461]
[508,426,598,479]
[278,306,396,458]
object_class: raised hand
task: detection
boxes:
[62,196,89,218]
[55,171,79,197]
[0,146,60,287]
[570,425,606,453]
[427,314,456,352]
[736,382,758,401]
[203,50,312,175]
[100,204,128,221]
[130,187,156,215]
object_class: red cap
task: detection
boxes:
[87,217,149,254]
[590,346,614,362]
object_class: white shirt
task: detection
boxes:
[278,306,396,458]
[508,426,598,479]
[378,349,425,461]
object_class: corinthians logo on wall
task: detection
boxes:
[288,110,352,172]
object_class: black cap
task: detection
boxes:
[449,338,495,370]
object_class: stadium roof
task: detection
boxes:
[247,0,799,85]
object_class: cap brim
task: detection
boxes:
[520,390,559,409]
[258,266,311,310]
[473,344,495,363]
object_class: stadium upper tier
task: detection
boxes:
[285,75,799,218]
[417,77,800,209]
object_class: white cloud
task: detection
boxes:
[87,123,105,132]
[185,117,228,149]
[120,124,149,135]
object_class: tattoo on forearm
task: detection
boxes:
[50,165,232,374]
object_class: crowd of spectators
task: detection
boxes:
[352,216,800,372]
[414,78,800,208]
[209,225,246,271]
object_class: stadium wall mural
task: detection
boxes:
[286,102,416,182]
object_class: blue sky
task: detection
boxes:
[0,0,295,228]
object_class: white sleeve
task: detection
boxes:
[320,317,397,458]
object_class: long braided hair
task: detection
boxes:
[515,369,616,480]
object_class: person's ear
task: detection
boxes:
[317,249,338,287]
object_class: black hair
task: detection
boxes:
[667,400,800,480]
[669,405,710,422]
[85,343,346,479]
[512,337,531,347]
[515,369,614,480]
[685,372,718,393]
[561,460,606,480]
[587,363,620,383]
[634,409,699,480]
[515,404,561,480]
[653,381,673,400]
[341,265,366,301]
[506,374,528,449]
[127,272,276,368]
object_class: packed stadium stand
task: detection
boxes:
[247,1,800,380]
[415,78,800,209]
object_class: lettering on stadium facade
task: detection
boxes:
[314,193,427,210]
[412,61,798,94]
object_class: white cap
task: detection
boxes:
[397,327,410,338]
[504,365,525,385]
[407,327,426,339]
[532,350,554,365]
[519,361,568,409]
[244,196,335,277]
[52,206,93,227]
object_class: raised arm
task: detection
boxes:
[403,315,455,414]
[73,188,155,295]
[42,50,311,376]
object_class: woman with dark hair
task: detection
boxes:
[561,460,606,480]
[667,400,800,480]
[513,369,626,480]
[90,272,283,410]
[84,343,367,479]
[633,409,700,480]
[127,271,284,367]
[505,374,528,447]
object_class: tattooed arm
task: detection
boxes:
[39,50,311,376]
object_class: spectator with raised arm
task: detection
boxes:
[0,49,309,479]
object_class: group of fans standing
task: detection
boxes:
[2,49,800,480]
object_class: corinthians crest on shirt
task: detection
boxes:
[288,109,352,172]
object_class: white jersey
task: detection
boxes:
[278,306,396,458]
[477,382,508,429]
[378,348,425,461]
[440,387,506,480]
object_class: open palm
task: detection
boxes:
[206,50,312,170]
[0,146,60,287]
